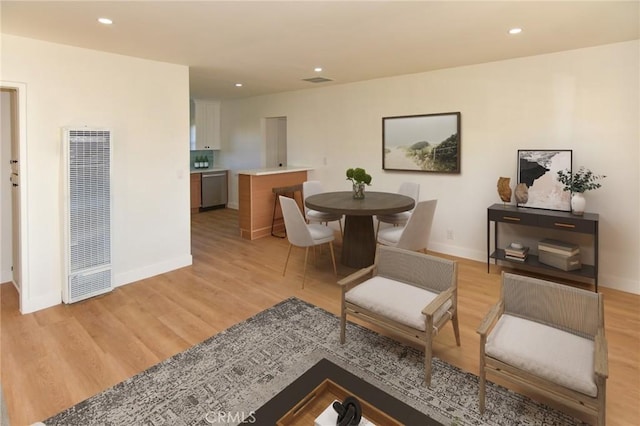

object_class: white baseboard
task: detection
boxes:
[226,202,238,210]
[18,255,193,314]
[429,241,485,263]
[21,290,61,314]
[598,273,640,295]
[0,269,12,284]
[114,254,193,288]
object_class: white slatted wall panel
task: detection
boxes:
[62,129,113,303]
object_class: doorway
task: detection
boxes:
[1,82,27,312]
[265,116,287,168]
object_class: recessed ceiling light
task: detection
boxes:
[235,83,243,87]
[98,17,113,25]
[508,28,522,35]
[314,67,323,72]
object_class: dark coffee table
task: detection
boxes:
[243,358,442,425]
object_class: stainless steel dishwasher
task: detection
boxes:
[201,171,228,209]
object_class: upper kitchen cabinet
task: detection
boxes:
[190,99,221,150]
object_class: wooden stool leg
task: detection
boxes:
[271,194,285,238]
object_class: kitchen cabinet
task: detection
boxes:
[192,99,220,150]
[190,173,202,213]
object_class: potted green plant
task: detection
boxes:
[346,167,372,199]
[556,166,606,215]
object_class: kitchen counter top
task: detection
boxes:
[190,167,228,174]
[238,168,309,240]
[237,166,312,176]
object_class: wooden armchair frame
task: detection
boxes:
[477,272,608,425]
[338,246,459,386]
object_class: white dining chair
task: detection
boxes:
[377,200,437,252]
[279,195,337,288]
[375,182,420,238]
[303,180,343,236]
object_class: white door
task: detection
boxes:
[1,88,20,290]
[265,116,287,167]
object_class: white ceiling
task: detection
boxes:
[2,1,638,100]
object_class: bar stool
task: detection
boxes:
[271,184,303,238]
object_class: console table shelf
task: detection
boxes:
[487,204,599,291]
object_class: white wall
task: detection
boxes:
[219,41,640,294]
[1,35,192,313]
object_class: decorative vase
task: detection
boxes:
[571,193,586,216]
[353,183,365,199]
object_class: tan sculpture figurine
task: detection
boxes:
[515,183,529,204]
[497,177,512,204]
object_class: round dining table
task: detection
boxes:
[305,191,415,268]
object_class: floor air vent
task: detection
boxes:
[62,128,113,303]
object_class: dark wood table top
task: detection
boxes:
[305,191,415,216]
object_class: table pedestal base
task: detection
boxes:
[342,216,376,268]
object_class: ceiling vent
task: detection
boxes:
[302,77,333,83]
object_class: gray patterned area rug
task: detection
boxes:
[44,297,580,425]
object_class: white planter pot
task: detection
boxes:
[571,193,586,216]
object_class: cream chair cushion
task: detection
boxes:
[486,314,597,397]
[345,276,452,331]
[376,227,404,246]
[307,223,335,241]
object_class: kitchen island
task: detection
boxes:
[238,167,311,240]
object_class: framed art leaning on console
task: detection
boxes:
[517,149,572,212]
[382,112,460,173]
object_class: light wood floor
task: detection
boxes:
[1,208,639,425]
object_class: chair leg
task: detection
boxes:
[340,289,347,344]
[338,219,343,237]
[329,242,337,276]
[302,247,309,289]
[283,244,293,276]
[375,220,381,240]
[597,381,606,426]
[424,338,433,387]
[479,338,487,414]
[424,316,434,387]
[452,313,461,346]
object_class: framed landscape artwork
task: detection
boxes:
[517,149,572,211]
[383,112,461,173]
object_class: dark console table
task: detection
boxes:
[487,203,599,291]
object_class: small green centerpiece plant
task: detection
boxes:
[346,167,372,186]
[346,167,372,199]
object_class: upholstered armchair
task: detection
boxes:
[338,245,459,386]
[477,272,608,425]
